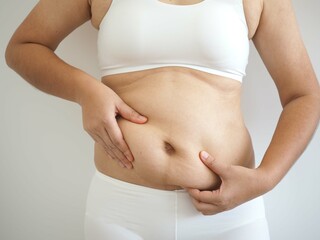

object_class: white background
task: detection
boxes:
[1,0,319,239]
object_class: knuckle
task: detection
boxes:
[221,204,229,212]
[219,198,230,211]
[101,143,109,150]
[191,190,200,201]
[113,150,125,161]
[102,115,111,124]
[215,198,223,206]
[103,148,111,156]
[109,144,117,150]
[122,148,130,156]
[216,196,227,208]
[104,146,110,153]
[106,151,116,160]
[112,138,122,147]
[105,146,115,156]
[103,146,112,154]
[88,124,101,133]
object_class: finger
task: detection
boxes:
[200,151,229,177]
[90,133,117,160]
[187,188,220,205]
[88,131,119,163]
[187,188,201,200]
[104,119,134,165]
[191,198,222,215]
[100,128,133,168]
[117,101,148,124]
[89,130,127,168]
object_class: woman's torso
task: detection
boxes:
[90,0,263,191]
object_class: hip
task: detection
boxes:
[84,170,270,240]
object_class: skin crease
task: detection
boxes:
[5,0,320,215]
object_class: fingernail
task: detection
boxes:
[201,151,209,160]
[126,155,134,162]
[139,115,147,121]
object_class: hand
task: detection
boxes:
[187,151,269,215]
[80,82,148,169]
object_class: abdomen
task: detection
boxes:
[94,69,254,191]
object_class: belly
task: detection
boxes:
[94,68,254,191]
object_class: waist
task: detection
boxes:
[95,68,254,190]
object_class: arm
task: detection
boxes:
[5,0,148,168]
[252,0,320,189]
[187,0,320,215]
[5,0,95,104]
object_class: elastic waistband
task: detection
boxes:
[94,170,266,219]
[95,170,186,196]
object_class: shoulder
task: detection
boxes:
[243,0,264,39]
[253,0,318,106]
[258,0,296,25]
[90,0,113,29]
[9,0,91,50]
[253,0,299,47]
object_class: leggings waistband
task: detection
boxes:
[95,170,186,195]
[85,170,270,240]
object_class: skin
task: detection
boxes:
[189,0,320,214]
[5,0,320,215]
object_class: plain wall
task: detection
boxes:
[0,0,319,239]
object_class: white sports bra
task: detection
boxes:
[97,0,250,82]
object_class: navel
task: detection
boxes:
[163,141,176,155]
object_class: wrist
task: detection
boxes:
[74,71,104,106]
[255,165,279,193]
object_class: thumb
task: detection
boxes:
[117,101,148,123]
[200,151,228,177]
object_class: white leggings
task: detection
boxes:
[84,170,270,240]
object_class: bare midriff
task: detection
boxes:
[94,66,254,191]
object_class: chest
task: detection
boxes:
[90,0,263,40]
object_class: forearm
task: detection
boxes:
[258,93,320,190]
[5,42,100,105]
